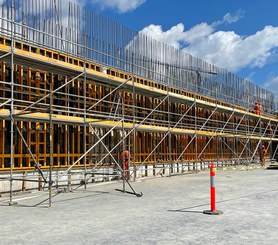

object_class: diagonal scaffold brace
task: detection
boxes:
[88,124,143,197]
[115,176,143,197]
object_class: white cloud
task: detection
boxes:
[139,10,244,47]
[211,10,244,27]
[15,0,86,28]
[139,10,278,72]
[90,0,146,13]
[222,9,245,24]
[183,23,214,44]
[140,23,185,49]
[140,22,215,48]
[185,25,278,71]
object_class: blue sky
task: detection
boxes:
[72,0,278,98]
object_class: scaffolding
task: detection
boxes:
[0,0,278,206]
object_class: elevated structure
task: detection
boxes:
[0,0,277,205]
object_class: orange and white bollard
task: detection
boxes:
[203,163,223,215]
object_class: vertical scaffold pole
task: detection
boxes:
[131,53,136,181]
[66,77,71,191]
[49,74,54,207]
[194,95,197,171]
[167,65,172,176]
[9,0,16,206]
[132,76,136,181]
[83,66,87,189]
[121,92,125,192]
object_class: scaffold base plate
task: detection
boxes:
[203,210,223,215]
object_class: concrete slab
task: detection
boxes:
[1,167,278,244]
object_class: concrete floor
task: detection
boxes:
[1,166,278,245]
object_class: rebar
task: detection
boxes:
[0,0,276,111]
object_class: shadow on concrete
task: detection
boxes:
[168,209,204,214]
[167,202,209,214]
[0,190,111,208]
[168,188,278,214]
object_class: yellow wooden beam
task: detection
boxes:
[1,109,276,141]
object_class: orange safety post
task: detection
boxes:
[203,163,223,215]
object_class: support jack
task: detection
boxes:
[8,201,17,206]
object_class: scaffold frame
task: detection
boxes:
[0,0,277,207]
